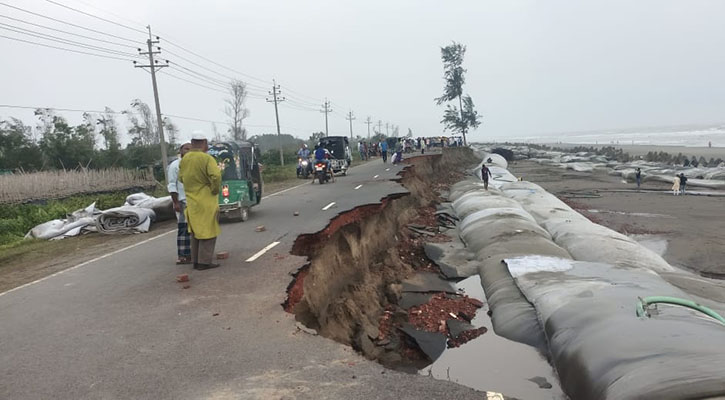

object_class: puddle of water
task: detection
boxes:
[420,275,567,400]
[630,234,669,257]
[586,209,673,218]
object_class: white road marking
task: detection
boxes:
[354,184,363,190]
[373,175,379,179]
[385,168,390,171]
[322,202,336,211]
[0,229,176,297]
[245,241,280,262]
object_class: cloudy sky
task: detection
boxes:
[2,0,725,144]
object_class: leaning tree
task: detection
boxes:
[435,42,481,145]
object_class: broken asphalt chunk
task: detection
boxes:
[398,322,447,361]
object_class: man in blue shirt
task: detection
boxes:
[380,140,388,163]
[297,143,311,159]
[314,144,330,170]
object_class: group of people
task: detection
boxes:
[167,133,223,270]
[634,167,689,195]
[672,172,688,195]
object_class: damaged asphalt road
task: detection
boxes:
[0,153,484,400]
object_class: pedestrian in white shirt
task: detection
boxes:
[167,143,192,264]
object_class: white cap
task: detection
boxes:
[191,130,207,141]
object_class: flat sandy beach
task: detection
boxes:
[510,160,725,278]
[548,143,725,160]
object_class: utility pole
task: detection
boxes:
[266,79,285,165]
[364,116,373,140]
[345,110,356,141]
[134,25,169,183]
[377,120,383,136]
[385,122,390,136]
[320,98,332,137]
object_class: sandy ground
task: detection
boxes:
[510,160,725,277]
[550,143,725,159]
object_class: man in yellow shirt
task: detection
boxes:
[179,132,222,270]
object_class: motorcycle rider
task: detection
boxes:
[297,143,312,176]
[314,144,330,173]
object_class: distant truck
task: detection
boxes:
[318,136,352,175]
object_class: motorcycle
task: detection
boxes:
[314,161,333,184]
[297,157,312,179]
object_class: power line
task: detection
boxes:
[163,48,268,91]
[0,14,138,49]
[162,38,271,86]
[0,2,143,44]
[0,104,280,129]
[0,23,142,59]
[44,0,147,35]
[0,33,133,61]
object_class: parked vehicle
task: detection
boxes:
[208,141,262,222]
[318,136,351,175]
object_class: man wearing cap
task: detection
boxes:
[179,132,222,270]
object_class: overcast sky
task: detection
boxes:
[2,0,725,144]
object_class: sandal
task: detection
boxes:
[176,257,192,265]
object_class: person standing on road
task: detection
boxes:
[380,140,388,163]
[679,173,688,194]
[179,132,222,271]
[168,142,192,265]
[635,168,642,190]
[672,174,681,196]
[481,163,492,190]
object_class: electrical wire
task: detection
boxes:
[163,48,268,91]
[0,23,143,59]
[44,0,148,35]
[0,33,133,61]
[0,2,143,43]
[0,14,139,49]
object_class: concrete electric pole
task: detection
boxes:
[266,80,286,165]
[134,25,170,183]
[385,122,390,136]
[320,98,332,137]
[364,116,373,140]
[377,120,383,136]
[345,110,356,141]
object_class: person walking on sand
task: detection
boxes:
[481,163,493,190]
[672,174,681,196]
[679,173,688,195]
[179,132,222,270]
[635,168,642,190]
[168,142,192,265]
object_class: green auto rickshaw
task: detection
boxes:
[208,141,263,222]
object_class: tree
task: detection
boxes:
[226,79,250,142]
[37,113,94,169]
[163,116,179,146]
[441,95,481,136]
[96,107,120,151]
[435,41,481,145]
[308,131,326,144]
[407,128,413,138]
[126,99,156,145]
[0,118,43,171]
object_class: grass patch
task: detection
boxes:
[262,164,297,183]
